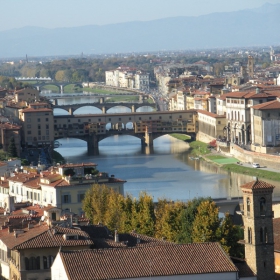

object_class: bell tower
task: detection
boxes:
[247,55,254,78]
[241,179,275,280]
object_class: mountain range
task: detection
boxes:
[0,3,280,58]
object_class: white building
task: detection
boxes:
[105,67,149,91]
[7,163,126,215]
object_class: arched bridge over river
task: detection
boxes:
[54,110,198,155]
[52,101,157,114]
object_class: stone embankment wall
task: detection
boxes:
[229,144,280,169]
[196,132,215,144]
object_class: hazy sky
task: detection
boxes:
[1,0,279,31]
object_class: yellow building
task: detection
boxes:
[0,222,94,280]
[19,102,54,147]
[14,87,40,105]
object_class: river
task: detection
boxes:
[49,92,280,201]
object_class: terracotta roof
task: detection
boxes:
[58,243,237,280]
[60,163,97,168]
[8,173,39,183]
[197,110,226,119]
[241,179,275,190]
[252,100,280,110]
[8,225,93,250]
[21,108,52,113]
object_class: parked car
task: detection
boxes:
[252,163,260,168]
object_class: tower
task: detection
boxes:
[241,179,275,280]
[247,55,254,78]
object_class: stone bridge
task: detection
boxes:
[33,82,82,93]
[52,101,157,114]
[54,110,198,155]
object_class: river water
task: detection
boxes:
[49,92,280,201]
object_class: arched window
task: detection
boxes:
[231,111,233,120]
[25,257,29,270]
[29,256,40,270]
[260,228,264,243]
[238,111,240,121]
[264,227,268,243]
[247,198,251,215]
[235,111,237,120]
[248,227,251,243]
[260,197,266,215]
[43,256,47,269]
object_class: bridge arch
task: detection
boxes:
[73,106,102,115]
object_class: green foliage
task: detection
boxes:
[7,137,18,158]
[21,159,29,166]
[84,167,98,175]
[217,213,244,257]
[192,200,221,243]
[222,164,280,181]
[82,185,244,257]
[177,197,211,243]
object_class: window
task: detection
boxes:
[38,118,41,122]
[77,193,85,202]
[27,131,31,135]
[260,197,266,215]
[46,124,49,129]
[38,125,41,129]
[27,124,31,129]
[247,197,251,215]
[62,194,71,203]
[46,118,48,121]
[43,255,54,269]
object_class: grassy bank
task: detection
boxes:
[83,87,130,95]
[222,164,280,181]
[169,134,210,156]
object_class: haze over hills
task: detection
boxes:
[0,2,280,58]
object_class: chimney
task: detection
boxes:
[114,229,119,243]
[136,235,140,244]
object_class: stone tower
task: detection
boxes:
[241,179,275,280]
[247,55,254,78]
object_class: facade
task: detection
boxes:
[168,90,186,111]
[240,179,275,280]
[224,88,280,145]
[197,110,226,140]
[0,223,93,280]
[0,122,21,155]
[7,163,126,214]
[105,67,149,91]
[250,99,280,151]
[14,87,40,105]
[52,242,239,280]
[19,102,54,147]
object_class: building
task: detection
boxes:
[7,163,126,214]
[197,110,226,142]
[105,67,149,91]
[250,99,280,153]
[224,88,280,145]
[0,122,21,156]
[240,179,275,280]
[52,242,240,280]
[0,222,93,280]
[19,102,54,148]
[14,87,40,105]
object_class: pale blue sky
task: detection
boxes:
[0,0,279,31]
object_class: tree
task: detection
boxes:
[177,197,211,244]
[82,184,110,224]
[192,200,220,243]
[7,137,17,158]
[218,212,244,258]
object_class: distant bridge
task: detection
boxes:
[52,101,156,114]
[54,110,197,155]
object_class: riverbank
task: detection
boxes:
[170,133,280,182]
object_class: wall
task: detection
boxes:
[229,144,280,169]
